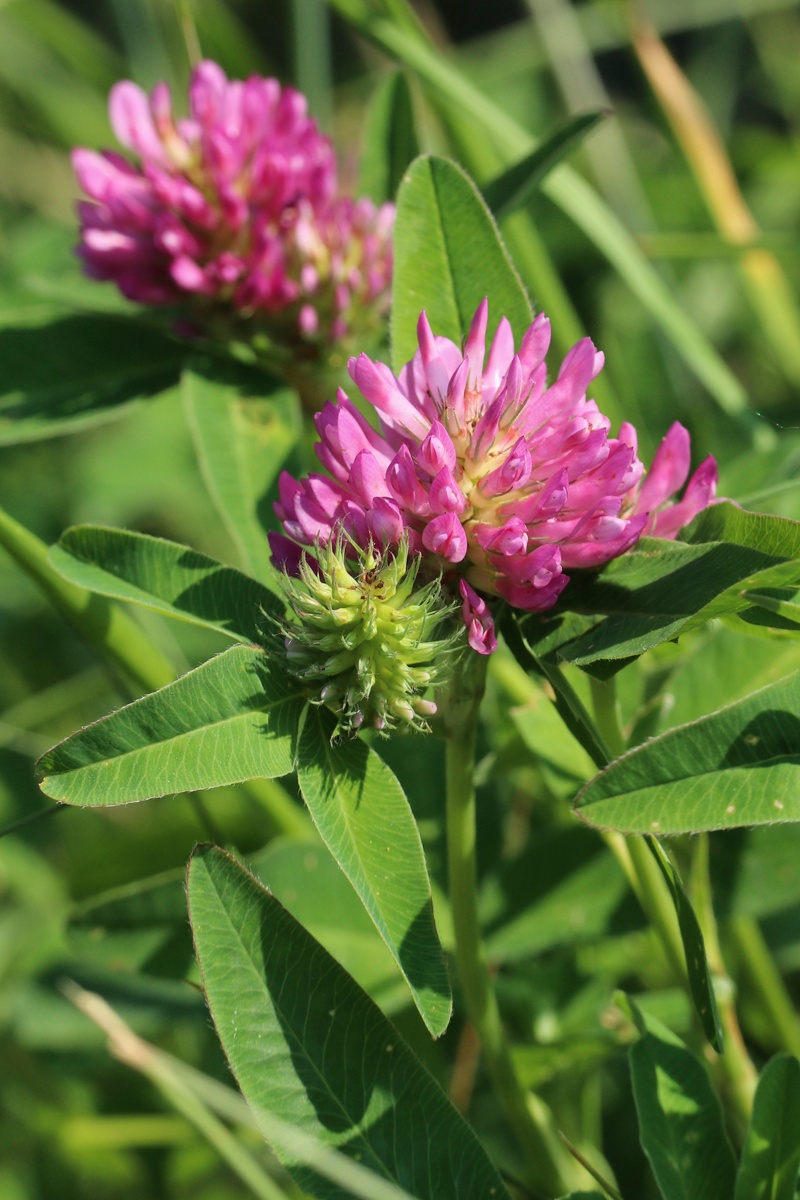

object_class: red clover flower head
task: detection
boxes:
[72,61,393,350]
[271,301,718,655]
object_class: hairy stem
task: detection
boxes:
[444,653,578,1196]
[729,914,800,1058]
[692,835,757,1136]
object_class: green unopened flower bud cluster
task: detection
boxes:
[278,534,462,737]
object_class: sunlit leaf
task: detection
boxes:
[49,525,281,642]
[296,706,451,1038]
[515,536,800,676]
[391,154,532,370]
[734,1053,800,1200]
[626,998,737,1200]
[37,646,304,805]
[188,846,511,1200]
[740,589,800,633]
[575,672,800,833]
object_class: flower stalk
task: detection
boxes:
[691,834,757,1138]
[728,915,800,1059]
[443,651,579,1196]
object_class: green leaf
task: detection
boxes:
[187,846,511,1200]
[516,537,800,676]
[646,838,723,1052]
[49,525,281,643]
[715,826,800,921]
[36,646,304,805]
[182,358,300,585]
[0,315,187,443]
[575,672,800,833]
[734,1054,800,1200]
[296,707,451,1037]
[664,626,800,733]
[391,155,532,371]
[251,841,401,1002]
[358,71,419,205]
[500,611,611,768]
[686,502,800,559]
[741,590,800,632]
[626,1000,737,1200]
[484,830,636,963]
[483,110,608,220]
[509,690,597,786]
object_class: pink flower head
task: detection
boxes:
[272,301,716,653]
[72,61,393,348]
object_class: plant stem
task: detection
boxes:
[692,835,757,1135]
[729,914,800,1058]
[588,676,624,758]
[0,502,175,695]
[175,0,202,67]
[444,653,577,1196]
[589,678,687,979]
[606,831,688,984]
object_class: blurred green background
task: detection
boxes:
[1,1,799,1197]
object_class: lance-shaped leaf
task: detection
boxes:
[37,646,304,806]
[501,611,610,767]
[625,998,737,1200]
[517,536,800,675]
[49,525,281,643]
[482,110,608,220]
[686,502,800,559]
[182,359,300,585]
[0,314,187,443]
[575,672,800,834]
[391,155,532,370]
[296,707,451,1038]
[734,1053,800,1200]
[741,589,800,633]
[188,846,511,1200]
[359,71,419,205]
[646,838,723,1052]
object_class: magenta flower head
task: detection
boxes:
[271,301,717,655]
[72,61,393,351]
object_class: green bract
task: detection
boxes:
[277,534,461,737]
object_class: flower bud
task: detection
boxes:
[274,534,462,738]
